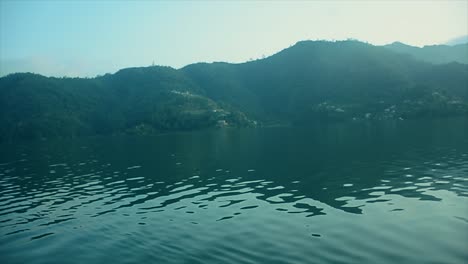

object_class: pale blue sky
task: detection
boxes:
[1,0,467,77]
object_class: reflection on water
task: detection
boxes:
[1,119,468,264]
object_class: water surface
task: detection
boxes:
[1,119,467,264]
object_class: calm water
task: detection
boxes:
[1,119,467,264]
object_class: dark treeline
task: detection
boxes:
[1,40,467,142]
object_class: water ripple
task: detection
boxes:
[1,123,468,263]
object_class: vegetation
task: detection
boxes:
[1,40,467,142]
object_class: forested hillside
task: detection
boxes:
[1,40,467,141]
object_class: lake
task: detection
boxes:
[1,119,467,264]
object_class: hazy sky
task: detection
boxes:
[1,0,467,77]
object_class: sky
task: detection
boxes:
[1,0,467,77]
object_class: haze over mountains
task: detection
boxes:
[445,35,468,46]
[384,41,468,64]
[1,40,467,142]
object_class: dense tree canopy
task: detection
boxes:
[1,40,467,142]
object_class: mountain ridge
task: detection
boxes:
[1,40,467,142]
[384,41,468,64]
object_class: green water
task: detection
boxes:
[1,119,467,264]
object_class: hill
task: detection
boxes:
[1,40,467,141]
[384,42,468,64]
[184,41,468,123]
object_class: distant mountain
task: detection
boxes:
[184,41,467,122]
[1,40,467,142]
[445,35,468,46]
[384,41,468,64]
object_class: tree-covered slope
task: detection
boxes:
[1,40,467,142]
[184,41,468,123]
[0,67,252,141]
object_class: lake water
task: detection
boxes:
[1,119,467,264]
